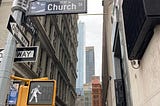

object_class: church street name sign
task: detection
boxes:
[27,0,87,16]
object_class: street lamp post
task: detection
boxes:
[0,0,28,105]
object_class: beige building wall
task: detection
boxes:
[106,4,117,106]
[0,0,12,48]
[75,95,85,106]
[102,0,117,106]
[126,25,160,106]
[103,0,160,106]
[118,0,160,106]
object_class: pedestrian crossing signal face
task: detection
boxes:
[27,81,55,105]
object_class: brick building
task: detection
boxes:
[92,76,102,106]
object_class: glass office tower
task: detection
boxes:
[76,21,85,95]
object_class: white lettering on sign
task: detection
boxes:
[47,3,77,11]
[10,23,29,46]
[11,23,19,35]
[16,50,34,58]
[0,49,4,63]
[0,53,3,58]
[19,34,28,46]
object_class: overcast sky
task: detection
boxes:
[78,0,103,79]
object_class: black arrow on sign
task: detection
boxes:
[0,49,4,52]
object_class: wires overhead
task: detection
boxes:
[79,13,108,16]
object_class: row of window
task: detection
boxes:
[42,15,77,71]
[17,13,78,105]
[57,72,67,102]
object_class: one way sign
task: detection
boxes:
[7,15,29,47]
[14,46,39,62]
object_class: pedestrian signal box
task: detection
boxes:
[10,75,56,106]
[27,81,56,106]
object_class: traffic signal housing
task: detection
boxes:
[27,80,56,106]
[10,75,56,106]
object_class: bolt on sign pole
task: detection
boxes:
[0,0,28,105]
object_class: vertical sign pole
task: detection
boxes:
[0,0,28,105]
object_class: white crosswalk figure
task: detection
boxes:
[29,85,42,103]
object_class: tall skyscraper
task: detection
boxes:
[76,21,85,95]
[85,46,95,83]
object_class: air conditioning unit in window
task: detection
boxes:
[122,0,160,60]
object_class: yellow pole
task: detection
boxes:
[16,85,29,106]
[10,75,30,82]
[10,75,48,82]
[52,80,57,106]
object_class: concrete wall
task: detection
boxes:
[127,25,160,106]
[119,1,160,105]
[0,0,12,48]
[103,0,160,105]
[102,0,117,106]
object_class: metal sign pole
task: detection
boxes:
[0,0,28,105]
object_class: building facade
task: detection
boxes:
[75,95,85,106]
[102,0,133,105]
[86,46,95,83]
[84,83,92,106]
[76,21,85,96]
[0,0,78,106]
[102,0,115,105]
[92,76,102,106]
[102,0,160,106]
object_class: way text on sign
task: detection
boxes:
[16,50,34,58]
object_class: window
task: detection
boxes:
[57,72,61,97]
[0,0,2,6]
[44,55,49,77]
[53,31,57,49]
[50,62,55,79]
[49,24,53,40]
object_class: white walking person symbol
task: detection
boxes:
[29,85,42,103]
